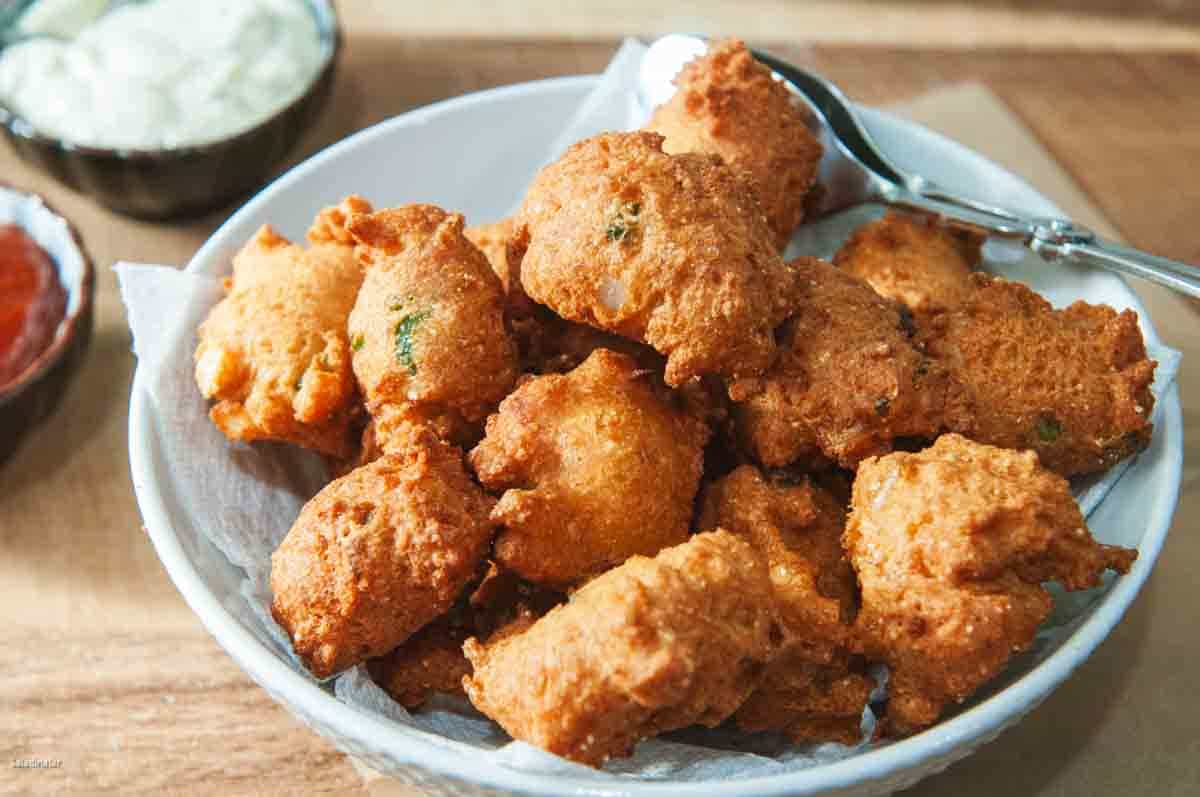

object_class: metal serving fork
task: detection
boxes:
[638,34,1200,299]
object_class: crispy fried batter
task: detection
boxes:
[526,314,666,375]
[834,212,980,316]
[194,198,372,457]
[464,217,522,303]
[698,466,871,744]
[367,612,474,709]
[270,428,496,679]
[647,38,823,249]
[845,434,1136,734]
[307,195,375,246]
[368,564,566,710]
[513,131,799,387]
[733,257,946,469]
[699,467,855,650]
[469,349,709,586]
[330,417,386,478]
[464,217,557,372]
[734,656,873,745]
[462,530,779,765]
[347,205,519,450]
[919,274,1156,476]
[467,561,566,631]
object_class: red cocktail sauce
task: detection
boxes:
[0,224,66,388]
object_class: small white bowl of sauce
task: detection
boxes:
[0,0,340,219]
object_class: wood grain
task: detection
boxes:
[0,29,1197,797]
[339,0,1200,49]
[1,630,361,796]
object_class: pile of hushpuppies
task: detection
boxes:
[194,39,1153,765]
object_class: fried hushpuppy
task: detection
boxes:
[469,349,709,586]
[194,197,373,457]
[834,212,980,316]
[527,314,666,375]
[646,38,822,249]
[462,530,779,766]
[513,131,800,388]
[918,274,1156,476]
[368,564,565,710]
[698,466,872,744]
[307,194,375,246]
[845,434,1137,734]
[367,612,474,709]
[270,429,497,679]
[733,257,946,469]
[734,655,874,745]
[347,205,519,450]
[464,217,519,298]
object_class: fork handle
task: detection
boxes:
[882,186,1200,299]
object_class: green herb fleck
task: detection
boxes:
[605,200,642,243]
[394,311,430,374]
[351,333,365,351]
[1035,415,1063,443]
[874,397,891,417]
[295,375,305,392]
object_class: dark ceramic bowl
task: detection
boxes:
[0,183,95,464]
[0,1,340,221]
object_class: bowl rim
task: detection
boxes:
[129,74,1185,796]
[0,0,341,160]
[0,180,94,405]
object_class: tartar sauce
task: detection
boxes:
[0,0,325,150]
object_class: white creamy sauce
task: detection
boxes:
[0,0,324,149]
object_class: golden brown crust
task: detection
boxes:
[195,207,369,457]
[845,434,1136,734]
[733,655,873,745]
[514,131,799,387]
[464,218,520,301]
[733,257,946,469]
[524,313,667,376]
[462,530,779,765]
[469,349,709,586]
[918,274,1156,476]
[367,613,474,709]
[307,195,375,246]
[270,429,496,679]
[367,562,566,710]
[834,212,980,316]
[698,466,871,744]
[647,38,823,249]
[346,204,520,451]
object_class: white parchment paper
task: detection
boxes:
[116,38,1181,782]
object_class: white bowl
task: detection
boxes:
[129,75,1183,796]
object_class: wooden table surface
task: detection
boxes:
[2,4,1198,795]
